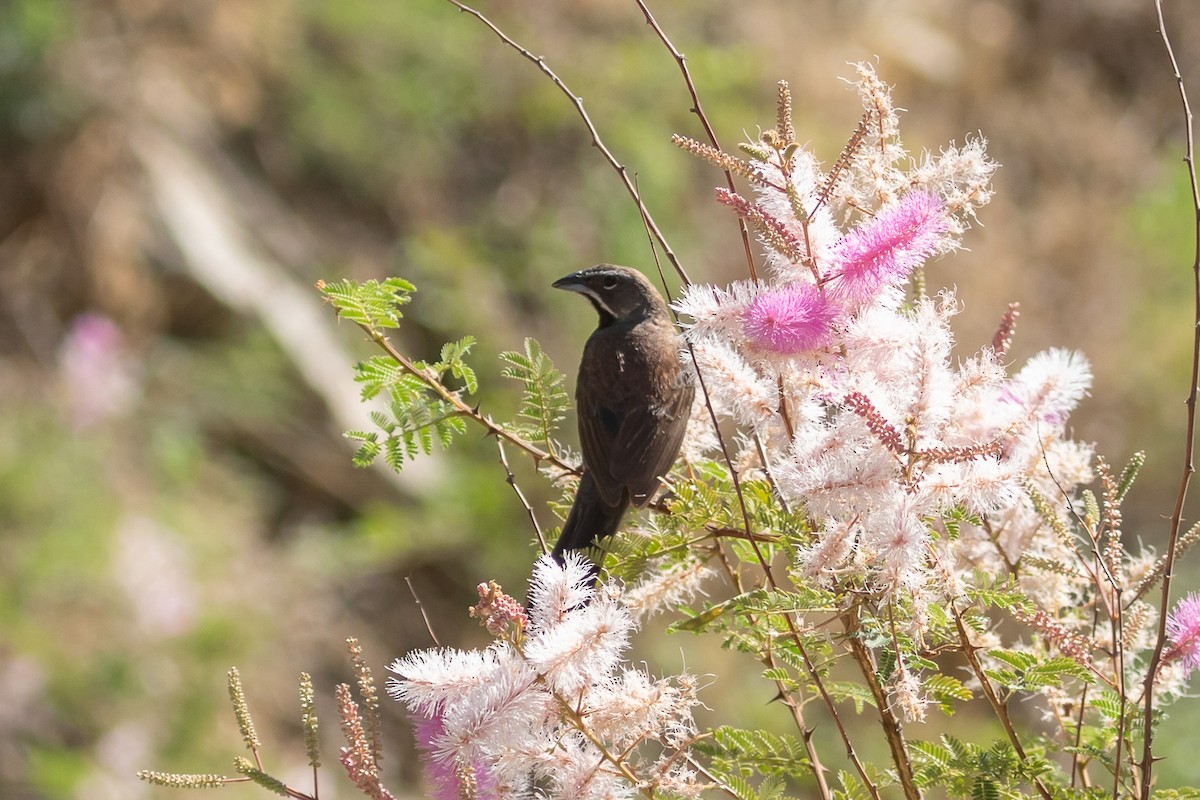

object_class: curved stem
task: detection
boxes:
[634,0,758,283]
[443,0,690,287]
[845,604,921,800]
[1141,5,1200,796]
[364,324,574,473]
[951,608,1054,800]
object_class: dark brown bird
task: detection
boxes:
[551,264,694,566]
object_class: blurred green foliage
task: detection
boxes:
[0,0,74,142]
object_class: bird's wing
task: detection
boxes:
[612,376,694,506]
[577,391,625,507]
[576,324,693,508]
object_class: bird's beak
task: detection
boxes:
[551,272,590,294]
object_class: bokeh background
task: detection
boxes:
[3,0,1200,797]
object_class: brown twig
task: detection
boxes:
[634,0,758,282]
[1141,6,1200,796]
[951,608,1054,800]
[496,439,548,554]
[359,322,575,475]
[684,754,743,800]
[845,605,922,800]
[443,0,689,286]
[404,577,442,647]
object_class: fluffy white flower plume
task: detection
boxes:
[675,64,1103,610]
[688,336,778,429]
[389,647,516,719]
[524,595,632,696]
[526,550,595,632]
[621,559,714,619]
[1005,347,1093,428]
[388,555,702,800]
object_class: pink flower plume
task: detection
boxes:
[827,191,947,304]
[414,711,498,800]
[1167,592,1200,676]
[742,284,835,354]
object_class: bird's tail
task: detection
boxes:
[551,472,628,565]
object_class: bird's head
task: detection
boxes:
[551,265,668,327]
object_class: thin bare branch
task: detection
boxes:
[951,609,1055,800]
[497,439,548,554]
[1141,6,1200,797]
[404,577,442,647]
[635,0,759,282]
[443,0,689,285]
[845,606,922,800]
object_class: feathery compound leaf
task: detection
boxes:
[938,504,982,541]
[697,726,813,780]
[834,770,870,800]
[1090,689,1136,724]
[350,347,474,472]
[346,431,382,467]
[985,650,1089,692]
[971,777,1000,800]
[910,739,953,770]
[1153,790,1200,800]
[965,574,1031,613]
[825,680,877,713]
[435,335,479,394]
[319,277,415,331]
[500,338,569,454]
[354,355,412,401]
[925,673,973,714]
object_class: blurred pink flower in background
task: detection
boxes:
[414,710,499,800]
[57,312,141,428]
[113,515,197,637]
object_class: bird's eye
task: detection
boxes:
[601,276,619,290]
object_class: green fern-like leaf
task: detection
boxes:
[986,650,1091,692]
[978,740,1019,776]
[965,574,1032,614]
[346,431,381,467]
[320,277,415,331]
[941,734,981,765]
[938,504,982,540]
[971,777,999,800]
[697,726,812,780]
[722,773,756,800]
[925,673,973,715]
[435,335,478,394]
[500,338,569,453]
[834,770,869,800]
[1153,790,1200,800]
[355,356,422,401]
[824,680,876,714]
